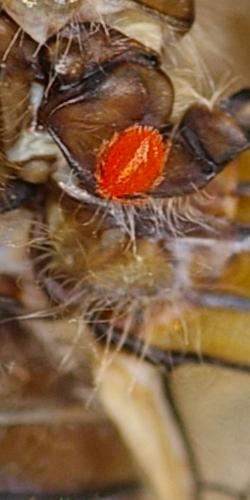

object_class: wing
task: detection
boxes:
[2,0,194,44]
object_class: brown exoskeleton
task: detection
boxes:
[0,0,250,499]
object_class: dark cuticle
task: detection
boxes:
[0,179,38,213]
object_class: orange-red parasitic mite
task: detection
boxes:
[96,124,168,200]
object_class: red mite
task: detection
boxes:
[96,125,168,200]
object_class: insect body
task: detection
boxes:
[0,1,250,499]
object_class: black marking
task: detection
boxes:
[93,321,250,373]
[164,376,202,499]
[0,180,37,213]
